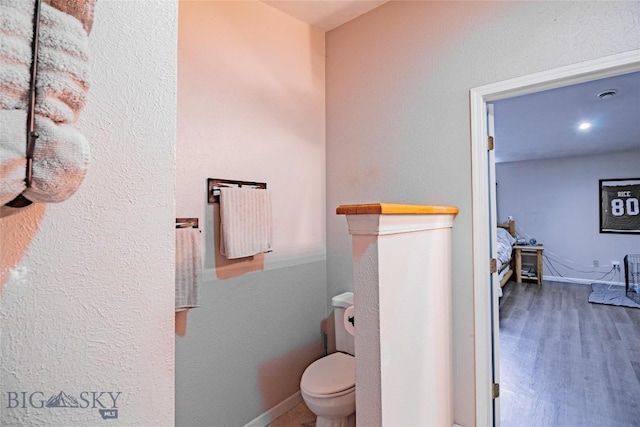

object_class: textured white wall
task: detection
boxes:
[345,213,455,426]
[325,1,640,425]
[175,1,327,425]
[496,150,640,283]
[0,1,177,426]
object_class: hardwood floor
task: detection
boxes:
[499,280,640,427]
[265,402,315,427]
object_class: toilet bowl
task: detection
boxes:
[300,292,356,427]
[300,352,355,427]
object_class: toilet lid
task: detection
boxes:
[301,352,355,396]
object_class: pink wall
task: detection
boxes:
[177,1,326,265]
[175,2,327,425]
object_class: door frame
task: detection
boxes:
[469,49,640,427]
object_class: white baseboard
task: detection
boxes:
[243,391,303,427]
[543,275,624,287]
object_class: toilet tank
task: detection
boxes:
[332,292,354,355]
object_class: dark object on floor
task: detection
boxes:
[588,282,640,308]
[624,254,640,304]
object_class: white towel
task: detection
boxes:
[0,110,28,206]
[24,116,90,203]
[0,0,92,121]
[0,0,93,205]
[219,187,272,259]
[175,227,202,311]
[0,114,90,204]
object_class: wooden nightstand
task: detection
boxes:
[513,245,544,285]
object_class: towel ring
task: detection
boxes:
[4,0,42,208]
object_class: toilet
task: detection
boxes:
[300,292,356,427]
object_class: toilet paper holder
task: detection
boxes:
[343,305,355,336]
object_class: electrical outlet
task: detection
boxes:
[612,261,620,272]
[593,260,599,267]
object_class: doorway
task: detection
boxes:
[469,49,640,427]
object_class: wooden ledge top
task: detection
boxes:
[336,203,459,216]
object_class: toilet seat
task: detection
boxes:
[301,352,355,397]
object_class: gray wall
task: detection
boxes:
[175,261,326,426]
[325,2,640,425]
[496,150,640,283]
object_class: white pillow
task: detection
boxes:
[497,227,516,245]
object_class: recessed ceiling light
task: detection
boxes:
[597,89,618,100]
[579,122,591,130]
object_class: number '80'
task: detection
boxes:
[611,198,640,216]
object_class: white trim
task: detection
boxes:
[242,391,304,427]
[470,82,493,427]
[542,276,625,287]
[344,214,456,236]
[477,50,640,102]
[470,49,640,427]
[202,248,326,283]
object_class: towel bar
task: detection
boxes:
[207,178,267,204]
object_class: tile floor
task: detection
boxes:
[265,401,316,427]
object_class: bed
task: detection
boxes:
[496,219,516,289]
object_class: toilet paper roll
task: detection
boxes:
[344,305,355,336]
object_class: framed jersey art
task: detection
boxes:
[600,178,640,234]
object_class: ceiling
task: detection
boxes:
[494,71,640,163]
[262,0,388,31]
[261,1,639,164]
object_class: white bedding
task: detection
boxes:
[497,227,516,268]
[498,265,510,282]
